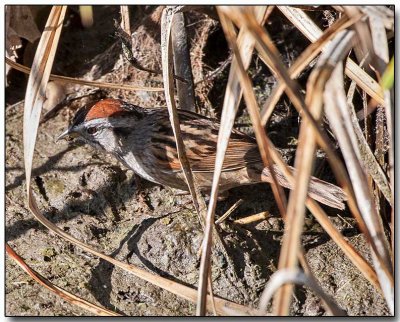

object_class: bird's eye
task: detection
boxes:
[87,127,99,135]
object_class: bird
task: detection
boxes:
[58,98,346,209]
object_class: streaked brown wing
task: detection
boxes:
[154,110,262,173]
[189,140,262,173]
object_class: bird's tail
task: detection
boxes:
[261,165,347,210]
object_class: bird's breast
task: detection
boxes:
[121,151,161,183]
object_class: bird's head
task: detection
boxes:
[57,98,144,153]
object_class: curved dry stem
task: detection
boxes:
[6,244,120,316]
[6,57,164,92]
[258,269,345,316]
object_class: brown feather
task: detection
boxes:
[85,99,126,121]
[152,109,262,173]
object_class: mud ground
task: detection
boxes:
[5,5,389,316]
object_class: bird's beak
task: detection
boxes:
[56,128,78,142]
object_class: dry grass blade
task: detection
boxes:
[366,7,394,269]
[196,6,269,315]
[324,64,393,314]
[367,7,394,201]
[260,14,360,125]
[24,5,67,189]
[207,266,217,316]
[347,81,392,204]
[79,6,94,28]
[6,57,164,92]
[342,7,372,66]
[272,30,355,316]
[277,6,384,106]
[20,6,116,316]
[171,10,196,112]
[273,79,319,313]
[360,6,394,30]
[160,6,205,215]
[120,5,131,35]
[220,9,317,315]
[6,244,120,316]
[221,7,333,286]
[258,269,345,316]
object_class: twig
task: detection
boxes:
[171,11,196,111]
[215,199,243,224]
[6,57,164,92]
[195,54,233,86]
[233,211,269,225]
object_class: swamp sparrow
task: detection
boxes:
[58,98,346,209]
